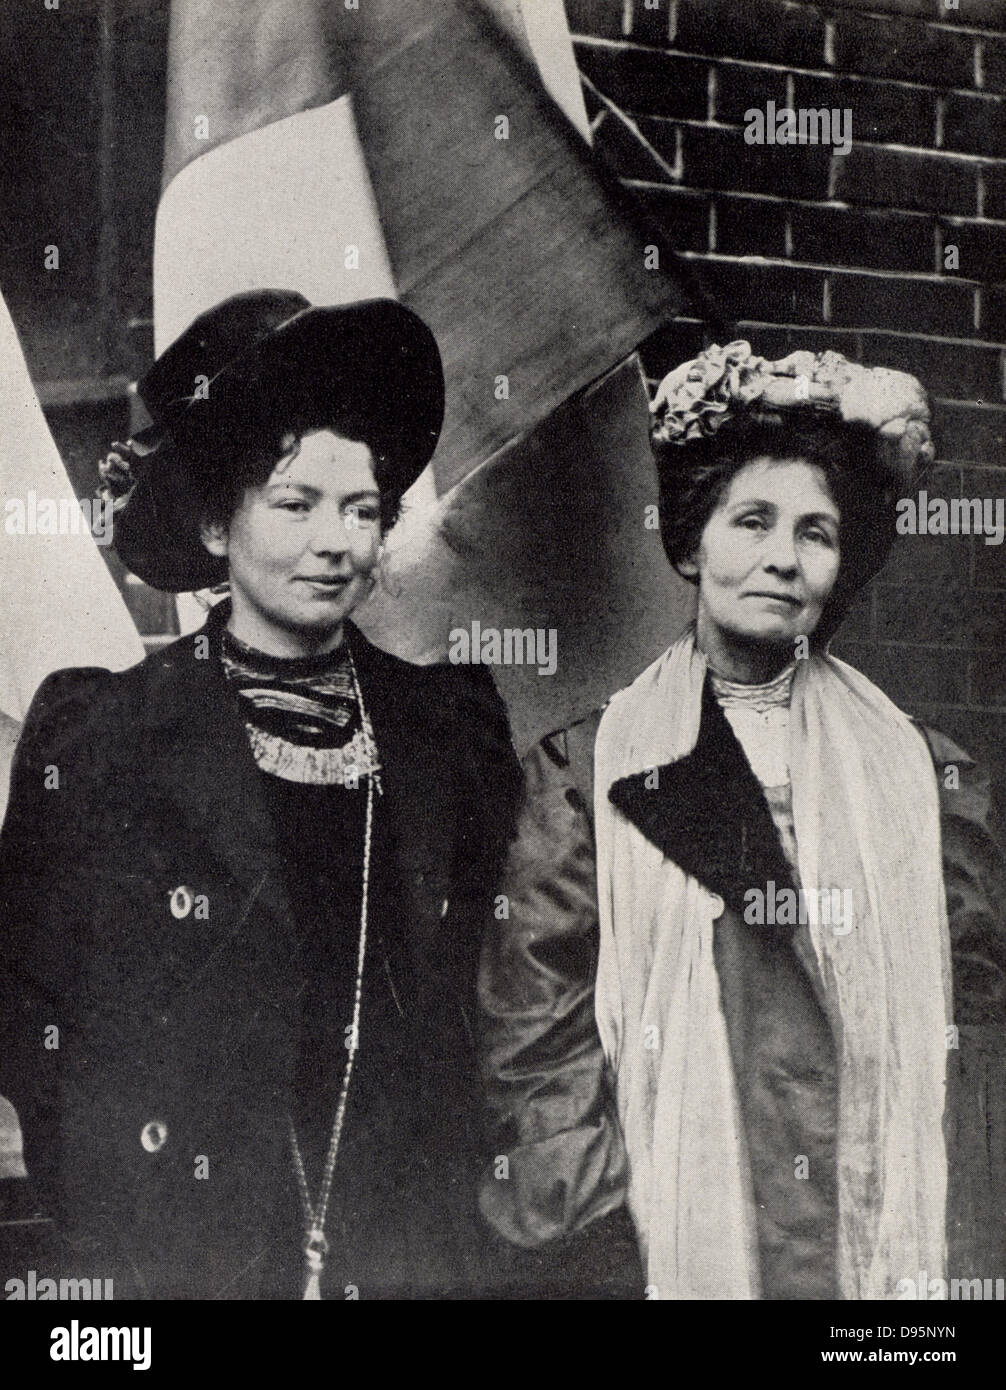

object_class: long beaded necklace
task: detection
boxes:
[286,648,381,1300]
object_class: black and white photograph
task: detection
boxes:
[0,0,1005,1356]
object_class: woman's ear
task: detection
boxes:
[199,518,229,558]
[676,552,699,580]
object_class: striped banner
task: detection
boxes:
[154,0,680,489]
[153,0,689,696]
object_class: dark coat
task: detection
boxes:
[0,610,521,1299]
[479,684,1006,1299]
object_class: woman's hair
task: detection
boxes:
[194,406,405,535]
[653,409,899,644]
[101,397,407,593]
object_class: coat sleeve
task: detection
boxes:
[0,667,111,1218]
[918,723,1006,1278]
[437,660,523,876]
[477,717,642,1295]
[919,725,1006,1021]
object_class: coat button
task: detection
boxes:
[169,885,194,919]
[140,1120,168,1153]
[440,897,449,918]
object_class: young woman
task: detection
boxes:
[0,290,520,1299]
[479,342,1006,1300]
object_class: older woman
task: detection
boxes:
[479,343,1006,1300]
[0,290,519,1300]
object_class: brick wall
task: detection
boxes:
[570,0,1006,812]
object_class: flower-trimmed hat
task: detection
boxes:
[102,291,445,592]
[650,340,934,486]
[647,342,937,644]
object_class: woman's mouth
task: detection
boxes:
[744,591,802,608]
[296,575,352,594]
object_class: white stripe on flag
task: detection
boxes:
[155,96,406,634]
[154,96,396,352]
[484,0,591,142]
[0,294,144,724]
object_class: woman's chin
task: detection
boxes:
[728,615,803,647]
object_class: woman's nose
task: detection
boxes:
[762,528,798,574]
[307,508,352,554]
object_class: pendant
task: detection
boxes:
[302,1227,328,1301]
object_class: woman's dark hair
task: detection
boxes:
[653,409,898,645]
[190,396,406,535]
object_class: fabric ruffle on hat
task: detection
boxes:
[650,341,935,488]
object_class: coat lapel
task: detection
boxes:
[132,614,460,992]
[608,677,796,921]
[134,617,293,932]
[345,622,457,907]
[342,621,481,1039]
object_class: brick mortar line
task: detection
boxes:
[621,178,1006,227]
[572,33,1006,95]
[930,397,1006,411]
[723,311,1006,349]
[638,113,1006,166]
[850,11,1006,41]
[678,249,987,291]
[943,211,1006,227]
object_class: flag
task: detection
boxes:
[154,0,648,486]
[362,355,691,754]
[153,0,693,717]
[0,291,144,729]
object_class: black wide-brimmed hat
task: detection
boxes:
[109,290,445,591]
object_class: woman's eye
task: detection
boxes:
[803,527,835,546]
[738,514,767,531]
[346,505,380,526]
[276,499,310,513]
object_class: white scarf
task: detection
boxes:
[594,628,951,1299]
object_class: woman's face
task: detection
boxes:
[201,429,382,657]
[682,456,841,668]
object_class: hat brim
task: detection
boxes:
[114,299,444,592]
